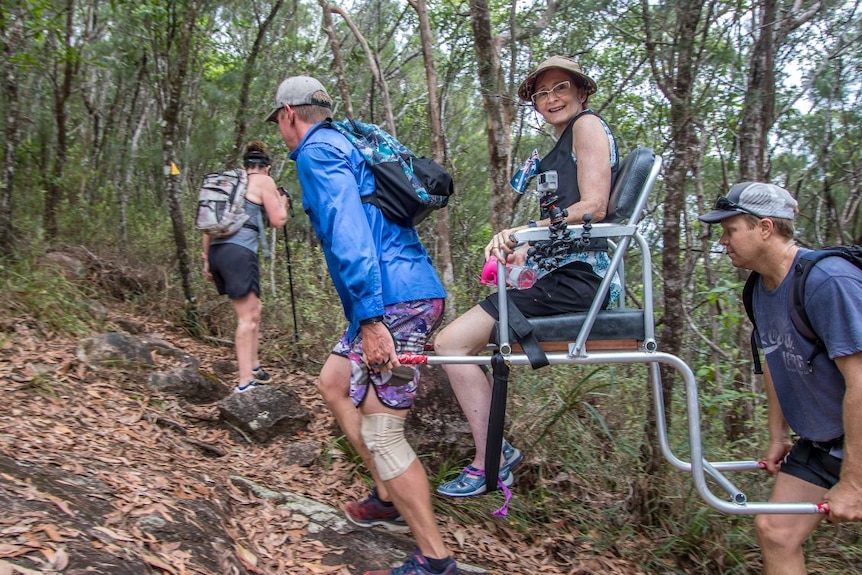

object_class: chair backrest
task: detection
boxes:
[604,146,657,224]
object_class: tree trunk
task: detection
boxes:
[730,0,824,441]
[229,0,285,167]
[634,0,708,525]
[323,3,395,133]
[468,0,514,231]
[158,0,201,308]
[319,0,354,119]
[409,0,455,318]
[44,0,77,241]
[732,1,771,432]
[0,6,23,257]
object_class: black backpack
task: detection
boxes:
[313,118,454,227]
[742,245,862,374]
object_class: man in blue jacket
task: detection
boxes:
[267,76,457,575]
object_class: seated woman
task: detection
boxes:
[434,55,620,497]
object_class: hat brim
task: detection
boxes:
[518,68,598,102]
[697,209,744,224]
[264,106,281,124]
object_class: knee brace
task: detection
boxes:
[360,413,416,481]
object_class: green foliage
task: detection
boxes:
[0,255,102,337]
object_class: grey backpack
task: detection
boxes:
[194,168,252,238]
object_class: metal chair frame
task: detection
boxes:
[423,148,824,515]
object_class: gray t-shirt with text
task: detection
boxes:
[754,249,862,442]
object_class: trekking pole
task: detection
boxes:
[279,187,300,342]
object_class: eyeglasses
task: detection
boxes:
[531,80,573,106]
[713,196,766,219]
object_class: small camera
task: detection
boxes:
[536,170,558,193]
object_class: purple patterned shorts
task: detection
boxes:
[333,299,444,409]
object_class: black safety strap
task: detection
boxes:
[484,352,509,493]
[505,300,549,369]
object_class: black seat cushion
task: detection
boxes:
[493,309,646,343]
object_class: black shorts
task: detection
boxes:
[479,260,609,319]
[779,438,842,489]
[208,243,259,299]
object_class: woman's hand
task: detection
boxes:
[484,226,525,262]
[508,246,528,267]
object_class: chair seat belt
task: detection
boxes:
[505,300,549,369]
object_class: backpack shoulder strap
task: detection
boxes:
[323,119,377,164]
[791,246,862,342]
[742,271,758,327]
[742,271,763,374]
[230,168,248,209]
[790,251,826,343]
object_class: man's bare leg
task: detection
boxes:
[755,472,826,575]
[319,354,391,500]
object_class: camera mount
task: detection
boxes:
[527,170,593,272]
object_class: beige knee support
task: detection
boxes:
[360,413,416,481]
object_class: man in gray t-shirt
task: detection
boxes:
[699,182,862,575]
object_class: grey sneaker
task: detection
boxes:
[233,379,263,393]
[252,367,272,383]
[501,439,523,474]
[436,439,522,498]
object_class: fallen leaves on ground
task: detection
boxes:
[0,311,644,575]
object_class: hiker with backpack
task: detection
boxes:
[433,56,620,498]
[697,182,862,575]
[202,141,288,393]
[265,76,456,575]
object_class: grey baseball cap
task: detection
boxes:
[264,75,331,123]
[698,182,798,224]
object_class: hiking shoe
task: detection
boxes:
[363,549,459,575]
[436,464,513,497]
[436,439,522,498]
[252,367,272,383]
[502,439,523,474]
[344,489,409,533]
[233,379,263,393]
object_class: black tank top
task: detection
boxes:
[536,110,618,250]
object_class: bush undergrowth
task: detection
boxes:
[0,256,103,337]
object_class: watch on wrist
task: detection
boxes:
[360,316,384,326]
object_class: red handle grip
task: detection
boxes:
[397,353,428,365]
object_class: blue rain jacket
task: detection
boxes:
[290,121,446,340]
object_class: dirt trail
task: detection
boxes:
[0,312,643,575]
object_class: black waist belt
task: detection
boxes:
[808,436,844,452]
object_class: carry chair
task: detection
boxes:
[405,146,826,515]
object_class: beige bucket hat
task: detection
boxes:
[517,55,597,102]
